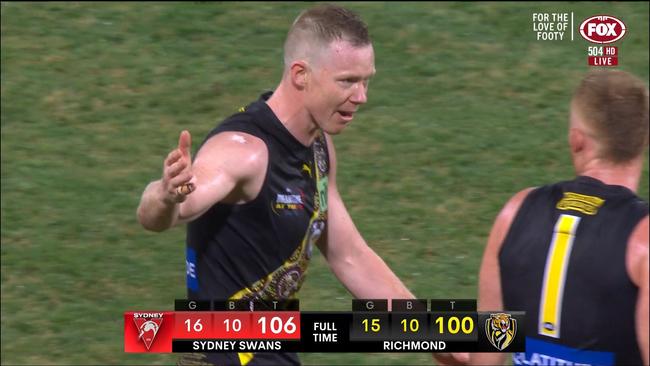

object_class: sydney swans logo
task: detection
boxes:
[133,313,164,350]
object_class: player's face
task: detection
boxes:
[305,40,375,135]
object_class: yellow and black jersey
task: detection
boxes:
[182,92,329,365]
[499,176,648,365]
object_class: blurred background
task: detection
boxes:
[1,2,648,365]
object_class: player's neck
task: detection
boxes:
[577,157,643,193]
[266,83,320,147]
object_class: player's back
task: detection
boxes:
[499,175,648,365]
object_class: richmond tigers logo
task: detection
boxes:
[486,313,517,350]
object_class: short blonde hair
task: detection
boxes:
[573,70,649,163]
[283,4,371,68]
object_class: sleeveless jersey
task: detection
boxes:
[499,176,648,365]
[180,92,329,366]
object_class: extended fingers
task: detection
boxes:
[178,130,192,158]
[165,149,182,167]
[170,171,193,188]
[160,131,194,202]
[166,159,188,178]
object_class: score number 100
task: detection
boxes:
[434,316,474,334]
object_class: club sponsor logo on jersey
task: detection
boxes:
[186,247,199,292]
[272,188,305,214]
[514,337,614,365]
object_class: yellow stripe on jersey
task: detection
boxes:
[238,352,254,365]
[538,214,581,338]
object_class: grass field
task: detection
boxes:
[1,2,648,365]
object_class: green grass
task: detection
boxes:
[1,2,648,365]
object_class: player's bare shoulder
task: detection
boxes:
[500,188,535,221]
[193,131,269,202]
[482,187,536,256]
[626,215,649,287]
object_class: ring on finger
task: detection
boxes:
[176,184,191,195]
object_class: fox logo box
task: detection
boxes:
[580,15,626,44]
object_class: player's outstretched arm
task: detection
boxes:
[315,135,414,302]
[627,215,649,365]
[137,130,195,232]
[137,131,267,232]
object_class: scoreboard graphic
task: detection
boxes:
[124,299,525,353]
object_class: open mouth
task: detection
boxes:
[338,111,354,120]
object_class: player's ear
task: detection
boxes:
[569,127,585,154]
[568,101,587,155]
[290,60,309,90]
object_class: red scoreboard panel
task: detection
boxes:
[124,299,525,353]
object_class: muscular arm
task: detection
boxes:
[467,188,533,365]
[626,215,649,365]
[136,131,267,232]
[137,179,182,232]
[316,135,414,302]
